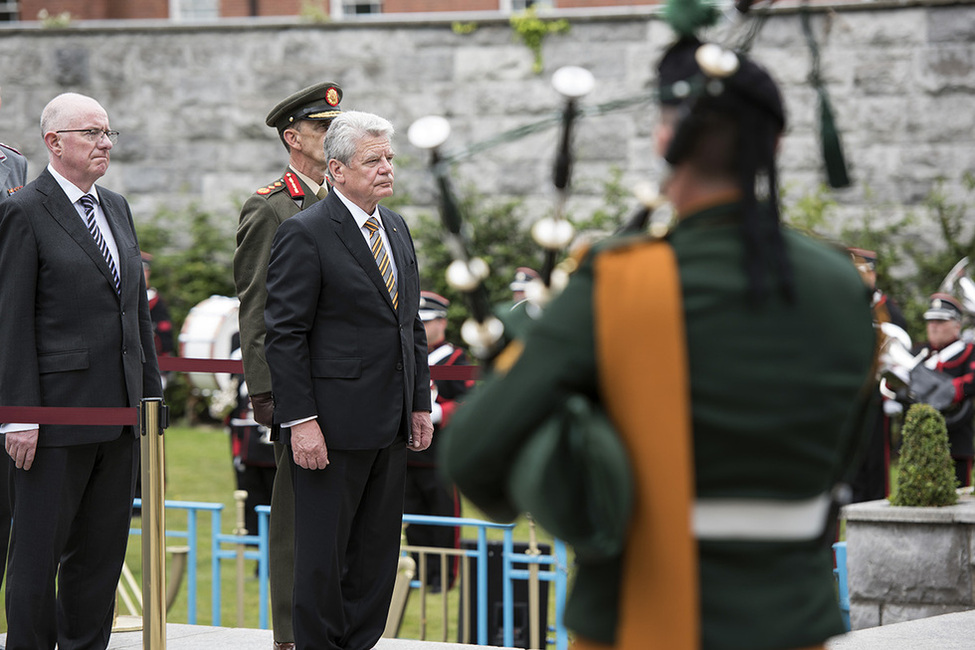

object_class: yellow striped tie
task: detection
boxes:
[364,216,398,309]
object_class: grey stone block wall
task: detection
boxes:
[0,2,972,235]
[843,495,975,630]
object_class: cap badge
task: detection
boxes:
[326,87,340,107]
[933,299,943,309]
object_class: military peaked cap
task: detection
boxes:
[266,82,343,132]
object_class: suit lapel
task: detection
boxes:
[37,171,120,300]
[380,207,410,318]
[99,189,134,298]
[328,193,397,313]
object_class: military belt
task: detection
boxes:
[693,492,831,541]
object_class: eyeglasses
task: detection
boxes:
[56,128,120,144]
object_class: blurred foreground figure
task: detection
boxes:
[443,36,877,650]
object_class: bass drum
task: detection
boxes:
[178,295,240,394]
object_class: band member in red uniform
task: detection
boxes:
[848,248,907,502]
[404,291,473,592]
[911,293,975,487]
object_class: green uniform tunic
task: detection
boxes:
[442,201,876,650]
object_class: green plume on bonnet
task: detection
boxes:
[664,0,721,37]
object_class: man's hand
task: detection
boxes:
[410,411,434,451]
[250,391,274,428]
[291,420,329,470]
[6,428,39,470]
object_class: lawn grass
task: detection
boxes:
[0,424,561,638]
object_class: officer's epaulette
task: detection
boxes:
[255,178,286,197]
[0,142,22,156]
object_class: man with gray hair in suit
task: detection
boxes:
[0,92,161,650]
[265,110,433,649]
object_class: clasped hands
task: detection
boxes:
[290,410,434,470]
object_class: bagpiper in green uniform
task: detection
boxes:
[233,81,342,650]
[442,34,877,650]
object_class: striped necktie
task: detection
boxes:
[78,194,120,294]
[363,216,398,309]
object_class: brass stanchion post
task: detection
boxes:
[141,397,168,650]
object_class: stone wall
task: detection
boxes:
[0,2,973,236]
[844,496,975,629]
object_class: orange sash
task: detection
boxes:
[575,241,697,650]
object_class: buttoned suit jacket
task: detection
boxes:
[264,189,431,450]
[0,168,162,445]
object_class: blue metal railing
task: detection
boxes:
[130,505,569,647]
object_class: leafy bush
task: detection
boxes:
[137,202,237,421]
[783,175,975,341]
[891,403,958,507]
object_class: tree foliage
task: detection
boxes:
[891,403,958,507]
[783,175,975,342]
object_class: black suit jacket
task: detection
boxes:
[264,190,431,450]
[0,168,162,445]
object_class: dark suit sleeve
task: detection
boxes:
[135,221,163,399]
[412,278,432,413]
[0,199,42,409]
[264,217,321,423]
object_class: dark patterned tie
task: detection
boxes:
[363,216,398,309]
[78,194,120,294]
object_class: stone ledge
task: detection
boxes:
[827,609,975,649]
[843,490,975,524]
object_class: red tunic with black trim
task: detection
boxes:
[912,337,975,458]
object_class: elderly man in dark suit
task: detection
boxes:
[0,92,162,650]
[264,110,433,650]
[235,81,343,650]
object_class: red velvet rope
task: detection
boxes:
[0,358,480,424]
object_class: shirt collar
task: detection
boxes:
[331,186,380,230]
[48,164,100,206]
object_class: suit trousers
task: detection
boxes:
[290,438,407,650]
[5,431,138,650]
[271,440,295,642]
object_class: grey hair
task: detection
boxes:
[323,111,394,183]
[40,92,103,137]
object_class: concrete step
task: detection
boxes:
[2,624,507,650]
[827,609,975,650]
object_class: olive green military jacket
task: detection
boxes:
[442,202,877,650]
[234,170,321,395]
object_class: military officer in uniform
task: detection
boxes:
[911,293,975,487]
[443,35,877,650]
[233,81,342,650]
[404,291,472,591]
[0,83,26,596]
[848,247,907,502]
[0,86,27,199]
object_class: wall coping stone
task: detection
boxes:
[844,489,975,524]
[0,0,972,36]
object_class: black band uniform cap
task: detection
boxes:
[266,82,343,132]
[924,293,964,322]
[419,291,450,322]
